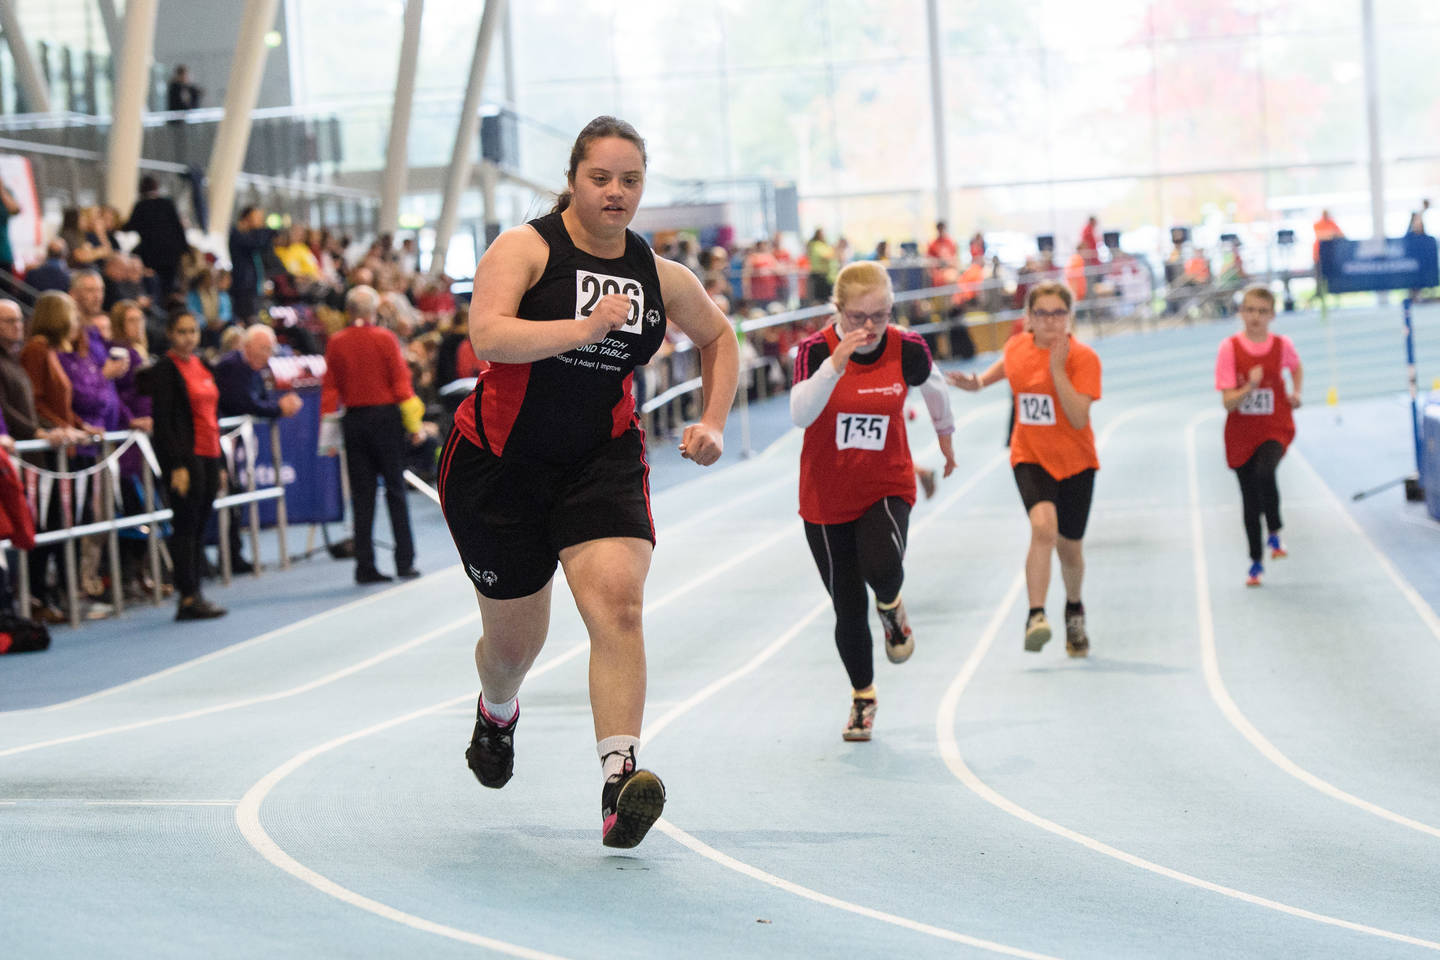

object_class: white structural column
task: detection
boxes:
[379,0,425,235]
[0,1,52,113]
[924,0,950,227]
[1361,0,1386,239]
[105,0,158,216]
[431,0,507,275]
[207,0,282,240]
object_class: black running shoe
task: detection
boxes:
[465,697,517,789]
[1064,610,1089,658]
[601,766,666,849]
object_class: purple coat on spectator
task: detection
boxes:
[58,347,131,459]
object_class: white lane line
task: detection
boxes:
[662,472,794,536]
[0,613,481,759]
[933,405,1440,952]
[654,822,1060,960]
[1,798,237,805]
[0,566,467,717]
[1289,445,1440,646]
[645,598,1060,960]
[235,440,1045,958]
[1185,412,1440,841]
[644,441,1069,959]
[83,800,237,805]
[236,643,587,960]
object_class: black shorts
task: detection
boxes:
[438,426,655,600]
[1013,463,1096,540]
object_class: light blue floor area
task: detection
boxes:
[3,303,1440,959]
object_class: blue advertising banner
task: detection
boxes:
[1318,234,1440,293]
[232,386,343,525]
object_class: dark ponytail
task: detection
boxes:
[551,115,648,214]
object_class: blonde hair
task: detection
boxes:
[31,292,77,347]
[1025,281,1074,313]
[833,261,893,311]
[1240,285,1276,310]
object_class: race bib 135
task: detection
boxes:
[835,412,890,450]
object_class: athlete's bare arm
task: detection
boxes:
[1048,336,1093,429]
[1288,361,1303,408]
[655,255,739,466]
[947,356,1005,391]
[469,225,631,364]
[1221,364,1263,412]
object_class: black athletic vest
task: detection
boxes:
[457,212,667,465]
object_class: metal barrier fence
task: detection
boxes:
[5,415,288,628]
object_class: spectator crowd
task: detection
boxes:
[0,163,1426,638]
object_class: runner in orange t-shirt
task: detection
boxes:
[948,280,1101,657]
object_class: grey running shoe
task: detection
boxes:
[1024,610,1052,652]
[843,696,877,742]
[1065,610,1089,658]
[877,599,914,664]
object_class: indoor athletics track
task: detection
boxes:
[3,303,1439,959]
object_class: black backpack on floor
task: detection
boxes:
[0,613,51,654]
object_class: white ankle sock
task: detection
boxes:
[597,735,640,781]
[480,694,517,724]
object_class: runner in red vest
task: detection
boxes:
[1216,285,1302,587]
[949,280,1101,657]
[791,261,956,741]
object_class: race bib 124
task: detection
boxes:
[1017,393,1057,426]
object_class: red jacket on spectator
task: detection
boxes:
[321,322,415,415]
[0,454,35,549]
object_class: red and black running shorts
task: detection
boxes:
[437,425,655,600]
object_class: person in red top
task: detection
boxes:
[792,261,956,741]
[1216,285,1302,587]
[322,284,423,585]
[927,221,958,288]
[742,239,780,307]
[1078,216,1100,264]
[950,280,1101,656]
[139,311,227,620]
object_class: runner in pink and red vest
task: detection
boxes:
[1215,286,1303,587]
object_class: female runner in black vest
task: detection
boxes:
[440,116,739,849]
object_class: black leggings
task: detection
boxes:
[1234,440,1285,563]
[804,497,910,691]
[167,456,222,600]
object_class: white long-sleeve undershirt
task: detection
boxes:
[790,334,956,436]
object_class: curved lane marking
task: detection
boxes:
[237,642,587,960]
[933,405,1440,952]
[0,570,457,716]
[1184,410,1440,841]
[236,435,1056,958]
[0,613,481,759]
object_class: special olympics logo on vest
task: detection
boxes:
[856,382,905,397]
